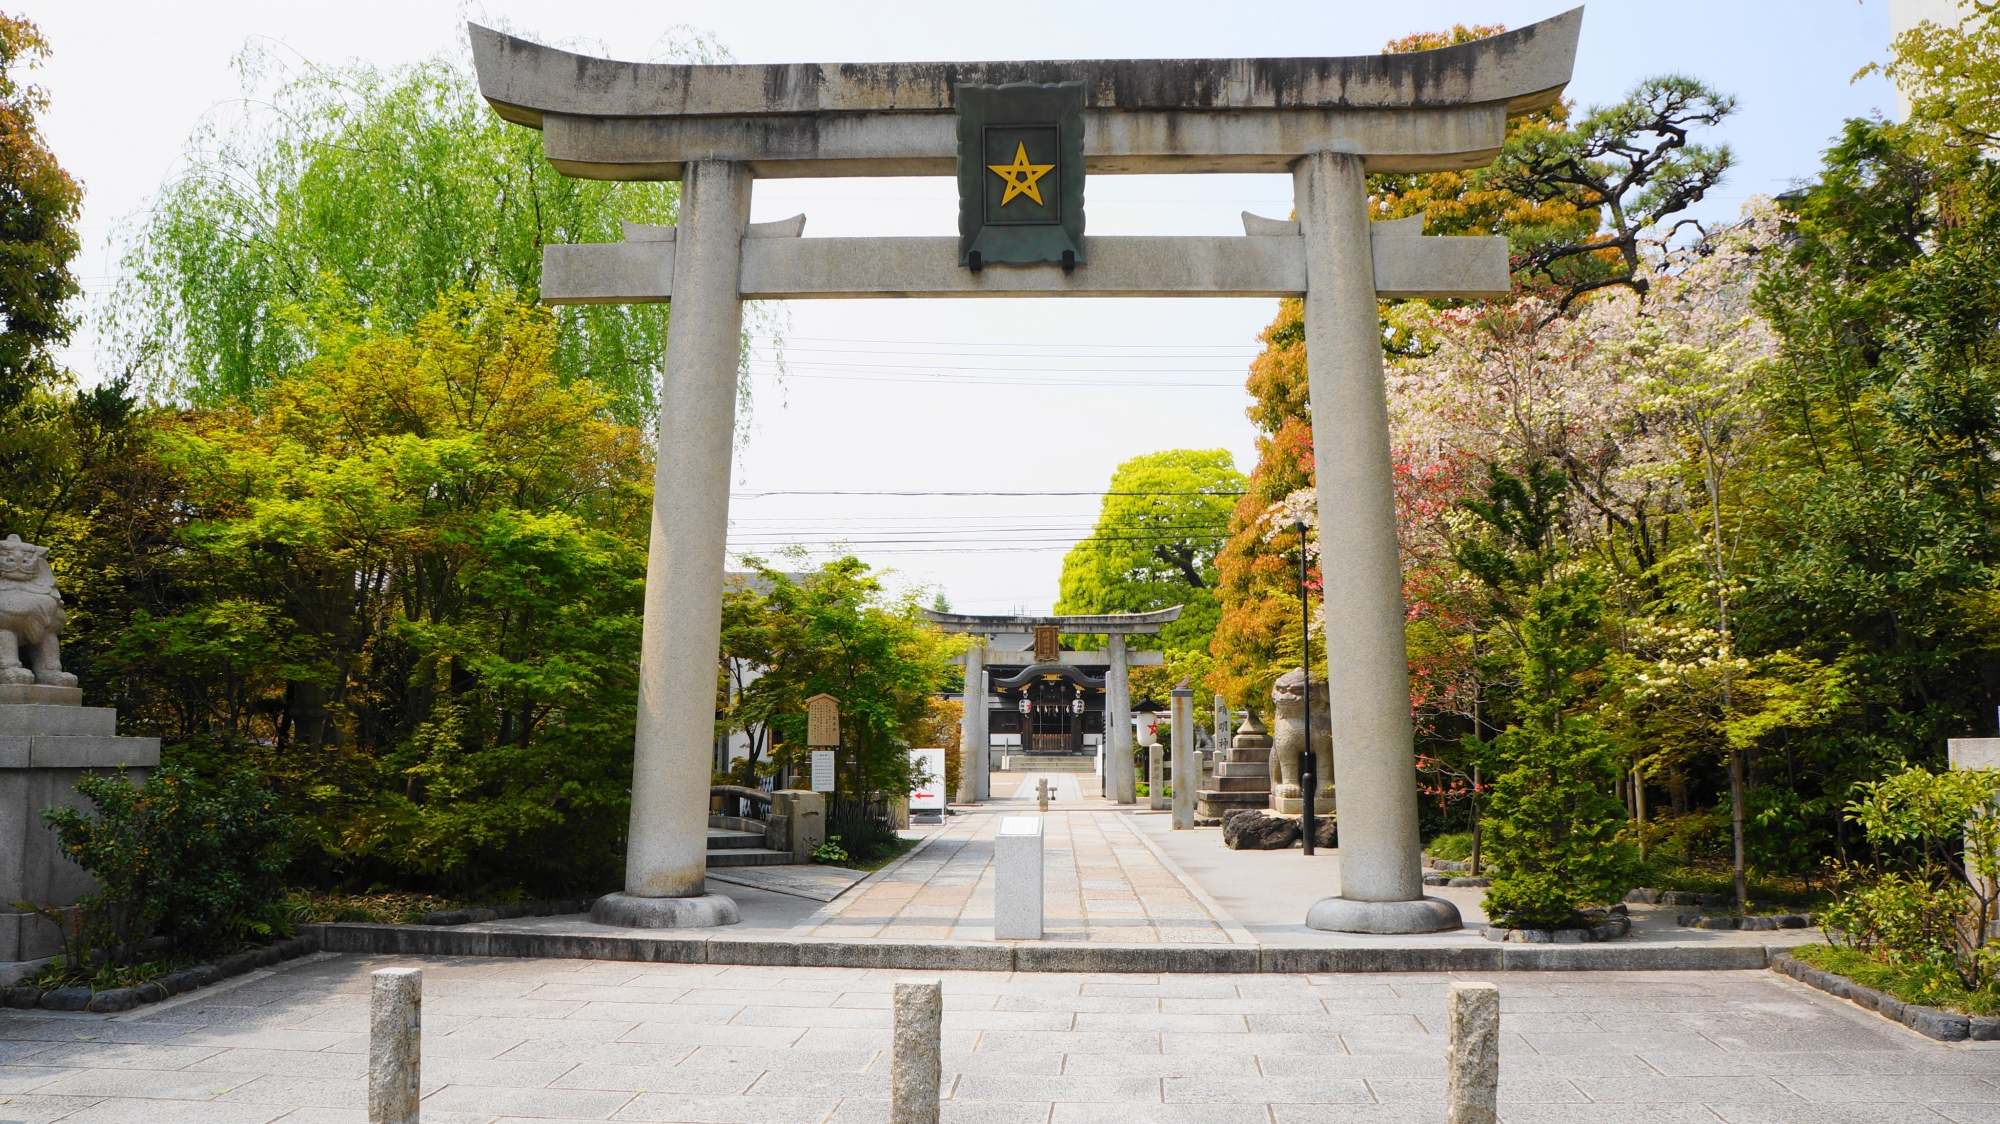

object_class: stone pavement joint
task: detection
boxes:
[0,954,1993,1123]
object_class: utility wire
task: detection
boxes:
[731,489,1247,497]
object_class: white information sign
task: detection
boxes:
[810,749,836,793]
[909,748,946,811]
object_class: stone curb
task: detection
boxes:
[1,935,319,1012]
[298,922,1794,974]
[1676,912,1813,931]
[1769,950,2000,1042]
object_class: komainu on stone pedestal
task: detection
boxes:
[0,535,75,688]
[1268,667,1333,815]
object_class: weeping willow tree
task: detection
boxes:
[105,37,712,427]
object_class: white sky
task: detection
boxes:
[42,0,1898,613]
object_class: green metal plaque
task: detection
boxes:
[956,82,1085,269]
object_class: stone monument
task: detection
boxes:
[470,12,1582,931]
[1197,709,1273,819]
[0,536,162,962]
[1270,668,1335,816]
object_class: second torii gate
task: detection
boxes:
[469,10,1582,934]
[921,607,1180,806]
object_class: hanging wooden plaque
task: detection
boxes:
[1033,625,1060,664]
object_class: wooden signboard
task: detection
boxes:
[1033,625,1060,664]
[806,693,840,747]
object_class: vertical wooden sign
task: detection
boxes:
[806,693,840,746]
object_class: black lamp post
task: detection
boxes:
[1297,519,1318,857]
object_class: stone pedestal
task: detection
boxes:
[994,816,1044,939]
[0,688,162,962]
[771,790,826,863]
[1197,711,1272,818]
[1272,793,1338,815]
[1948,739,2000,939]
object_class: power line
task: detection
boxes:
[749,334,1262,350]
[731,489,1247,497]
[750,345,1259,360]
[753,370,1242,388]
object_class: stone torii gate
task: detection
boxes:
[469,10,1581,934]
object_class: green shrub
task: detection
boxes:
[40,766,296,957]
[1819,764,2000,991]
[1475,575,1638,927]
[1819,864,1968,972]
[1427,832,1474,862]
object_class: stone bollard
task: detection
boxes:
[1148,742,1166,811]
[994,815,1044,939]
[370,968,422,1124]
[1446,981,1499,1124]
[890,979,943,1124]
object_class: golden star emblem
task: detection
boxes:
[988,142,1056,207]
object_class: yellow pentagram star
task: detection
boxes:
[988,142,1055,206]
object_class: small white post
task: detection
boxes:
[1148,741,1166,811]
[1446,981,1499,1124]
[994,815,1044,939]
[891,979,943,1124]
[369,968,422,1124]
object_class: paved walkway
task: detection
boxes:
[775,787,1781,954]
[800,798,1241,945]
[1,953,1995,1122]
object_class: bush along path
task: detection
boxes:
[2,936,320,1014]
[1771,949,2000,1042]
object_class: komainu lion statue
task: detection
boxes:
[1268,667,1334,815]
[0,534,76,687]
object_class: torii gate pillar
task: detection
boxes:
[592,161,750,927]
[1296,151,1453,932]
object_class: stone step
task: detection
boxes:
[999,756,1098,772]
[1214,776,1272,792]
[707,829,768,850]
[705,847,799,867]
[1196,790,1269,816]
[0,705,116,737]
[1215,761,1268,778]
[1222,750,1269,764]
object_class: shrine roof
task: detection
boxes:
[469,10,1580,129]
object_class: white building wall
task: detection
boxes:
[1888,0,1975,116]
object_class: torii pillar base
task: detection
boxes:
[1306,895,1461,935]
[592,892,741,929]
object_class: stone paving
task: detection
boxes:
[803,797,1240,945]
[1,953,1997,1122]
